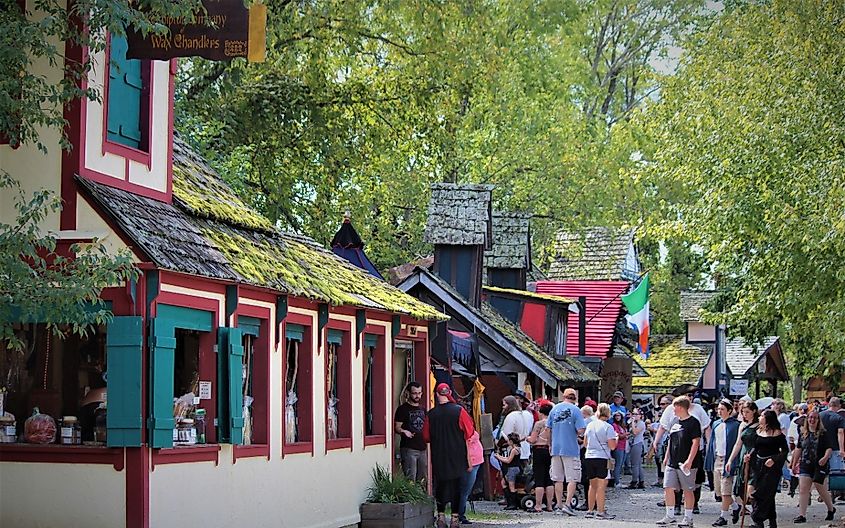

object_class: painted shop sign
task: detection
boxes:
[126,1,266,62]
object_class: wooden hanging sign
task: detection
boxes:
[126,1,266,62]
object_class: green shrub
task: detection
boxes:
[365,465,432,504]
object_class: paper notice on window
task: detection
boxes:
[199,381,212,400]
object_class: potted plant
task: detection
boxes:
[360,465,434,528]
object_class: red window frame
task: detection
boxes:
[233,303,271,462]
[363,324,387,446]
[282,314,313,456]
[103,32,153,168]
[325,319,352,451]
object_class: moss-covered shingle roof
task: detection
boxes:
[77,139,446,321]
[548,227,638,281]
[631,335,712,393]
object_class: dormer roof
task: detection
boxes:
[548,227,638,281]
[484,211,531,270]
[679,290,719,322]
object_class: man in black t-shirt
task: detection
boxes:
[658,396,701,528]
[820,397,845,470]
[394,381,428,483]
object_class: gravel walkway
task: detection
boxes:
[464,466,843,528]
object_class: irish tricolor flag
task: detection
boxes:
[622,273,650,359]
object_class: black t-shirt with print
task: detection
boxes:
[394,403,426,451]
[668,415,702,469]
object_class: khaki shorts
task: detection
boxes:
[664,466,698,491]
[713,455,734,497]
[550,455,581,482]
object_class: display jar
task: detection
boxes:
[194,409,206,444]
[0,416,16,443]
[175,418,196,445]
[93,404,107,445]
[60,416,81,445]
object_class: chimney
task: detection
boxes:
[484,211,531,322]
[424,183,494,308]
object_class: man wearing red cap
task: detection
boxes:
[423,383,476,528]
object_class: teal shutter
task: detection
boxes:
[364,334,378,348]
[238,316,261,337]
[227,327,245,444]
[107,35,143,148]
[286,323,304,342]
[106,316,144,447]
[217,327,245,444]
[327,329,343,345]
[148,318,176,448]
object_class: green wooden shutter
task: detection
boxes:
[286,323,304,342]
[106,316,143,447]
[148,318,176,448]
[227,327,245,444]
[238,316,261,337]
[217,327,245,444]
[364,334,378,348]
[107,35,143,149]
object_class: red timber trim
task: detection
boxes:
[324,316,353,453]
[160,270,228,296]
[363,321,388,447]
[101,33,153,169]
[233,300,272,462]
[60,8,86,231]
[0,445,124,470]
[126,447,150,528]
[282,311,315,458]
[152,445,221,469]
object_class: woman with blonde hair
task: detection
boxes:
[791,409,836,523]
[583,402,618,519]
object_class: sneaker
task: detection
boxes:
[653,481,664,487]
[712,517,728,526]
[693,506,701,514]
[596,512,616,520]
[827,508,837,521]
[585,511,596,518]
[678,518,694,528]
[656,515,677,525]
[731,508,740,525]
[575,504,589,511]
[658,501,667,507]
[792,516,806,524]
[560,505,575,516]
[675,507,682,516]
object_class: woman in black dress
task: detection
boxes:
[749,410,789,528]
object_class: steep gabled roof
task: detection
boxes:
[482,285,577,309]
[77,138,445,321]
[397,268,598,386]
[424,183,494,247]
[632,335,712,393]
[680,290,719,322]
[484,211,531,270]
[385,255,434,286]
[725,336,785,379]
[548,227,637,281]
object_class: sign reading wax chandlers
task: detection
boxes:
[126,1,266,62]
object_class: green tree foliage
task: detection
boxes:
[641,0,845,378]
[177,0,704,276]
[0,175,138,350]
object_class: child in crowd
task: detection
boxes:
[496,432,523,510]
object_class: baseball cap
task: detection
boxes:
[435,383,456,403]
[613,390,624,398]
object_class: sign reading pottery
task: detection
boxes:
[600,356,633,402]
[126,1,266,62]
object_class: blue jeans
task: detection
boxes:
[629,443,644,484]
[613,448,627,484]
[457,464,481,517]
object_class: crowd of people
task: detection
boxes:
[393,379,845,528]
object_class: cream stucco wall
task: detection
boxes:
[149,301,397,528]
[688,322,716,343]
[0,462,125,528]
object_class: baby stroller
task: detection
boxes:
[515,465,586,511]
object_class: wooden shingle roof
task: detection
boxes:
[77,139,446,321]
[424,183,494,247]
[680,290,719,322]
[548,227,637,281]
[484,212,531,270]
[725,336,785,379]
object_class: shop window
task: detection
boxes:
[238,316,267,446]
[106,34,150,151]
[149,305,214,449]
[363,333,386,439]
[0,322,111,445]
[325,328,351,448]
[284,323,312,447]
